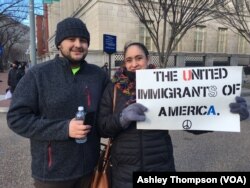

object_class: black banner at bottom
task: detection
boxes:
[133,172,249,187]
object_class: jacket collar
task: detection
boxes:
[55,55,87,70]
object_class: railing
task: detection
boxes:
[114,52,250,68]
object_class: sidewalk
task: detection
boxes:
[1,71,250,113]
[0,71,11,112]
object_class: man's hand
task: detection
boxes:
[69,118,91,138]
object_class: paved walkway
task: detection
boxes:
[0,72,11,112]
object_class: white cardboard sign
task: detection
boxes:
[136,66,242,132]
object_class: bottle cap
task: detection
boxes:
[78,106,84,111]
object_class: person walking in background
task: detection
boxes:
[7,60,26,96]
[7,60,20,94]
[97,42,249,188]
[16,61,27,80]
[101,62,109,73]
[7,17,110,188]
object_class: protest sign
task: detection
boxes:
[136,66,242,132]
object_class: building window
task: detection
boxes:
[238,34,246,54]
[194,26,206,52]
[238,1,244,11]
[217,28,227,53]
[214,0,224,5]
[139,24,154,51]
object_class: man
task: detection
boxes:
[7,17,110,188]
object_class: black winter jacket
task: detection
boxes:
[7,56,110,181]
[8,67,25,93]
[97,83,175,188]
[8,67,18,93]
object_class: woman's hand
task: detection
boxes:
[119,103,147,129]
[229,96,249,121]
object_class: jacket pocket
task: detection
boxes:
[47,142,52,168]
[85,85,91,108]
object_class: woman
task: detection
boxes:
[97,42,249,188]
[97,42,174,188]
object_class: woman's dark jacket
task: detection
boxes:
[97,82,175,188]
[7,56,110,181]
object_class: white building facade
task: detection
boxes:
[40,0,250,68]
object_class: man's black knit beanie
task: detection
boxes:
[55,17,90,49]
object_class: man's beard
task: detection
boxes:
[61,47,87,66]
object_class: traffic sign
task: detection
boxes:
[103,34,116,54]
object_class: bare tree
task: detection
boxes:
[215,0,250,43]
[127,0,226,68]
[0,0,28,69]
[0,16,29,69]
[0,0,28,24]
[0,0,43,70]
[6,24,29,61]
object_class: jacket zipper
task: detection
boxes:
[139,130,143,170]
[85,85,91,108]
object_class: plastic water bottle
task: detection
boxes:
[75,106,87,144]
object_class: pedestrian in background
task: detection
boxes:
[7,17,110,188]
[101,62,109,73]
[101,62,110,78]
[7,60,20,94]
[16,61,27,80]
[97,42,249,188]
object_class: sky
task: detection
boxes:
[0,0,44,25]
[33,0,44,15]
[23,0,44,25]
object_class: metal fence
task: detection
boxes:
[113,52,250,68]
[114,52,176,67]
